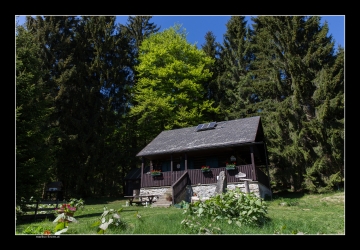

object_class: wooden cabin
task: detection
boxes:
[135,116,272,204]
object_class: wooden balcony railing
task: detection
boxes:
[141,164,270,189]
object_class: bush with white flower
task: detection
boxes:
[91,206,126,234]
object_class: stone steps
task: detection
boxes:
[151,200,172,207]
[151,188,172,208]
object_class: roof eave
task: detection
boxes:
[137,141,264,158]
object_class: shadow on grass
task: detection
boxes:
[120,209,146,212]
[16,214,56,225]
[16,212,105,225]
[73,212,103,219]
[84,196,127,205]
[271,190,305,200]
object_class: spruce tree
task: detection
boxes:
[201,31,224,122]
[304,47,344,192]
[25,16,133,197]
[250,16,341,191]
[219,16,255,120]
[16,24,54,201]
[120,16,161,167]
[121,16,160,51]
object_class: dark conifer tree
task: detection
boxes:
[219,16,255,120]
[201,31,225,122]
[69,16,131,197]
[24,16,133,197]
[304,47,344,192]
[120,16,161,164]
[121,16,160,54]
[24,16,79,197]
[250,16,342,191]
[16,24,54,202]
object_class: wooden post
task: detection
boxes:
[141,157,144,189]
[244,180,250,193]
[171,155,173,183]
[41,183,46,200]
[263,141,272,200]
[241,179,251,193]
[250,146,255,180]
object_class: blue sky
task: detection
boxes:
[16,15,344,50]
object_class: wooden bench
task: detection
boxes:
[18,199,62,221]
[130,200,144,205]
[124,195,156,206]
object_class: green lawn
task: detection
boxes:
[15,189,344,235]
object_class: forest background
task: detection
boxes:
[15,16,344,202]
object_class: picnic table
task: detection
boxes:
[124,195,156,206]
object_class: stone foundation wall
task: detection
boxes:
[190,182,265,200]
[140,181,272,203]
[139,186,171,201]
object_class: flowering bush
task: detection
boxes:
[91,206,126,234]
[69,198,85,211]
[53,203,78,234]
[56,203,76,214]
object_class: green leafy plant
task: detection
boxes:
[53,203,78,234]
[21,225,52,235]
[69,198,85,211]
[55,203,77,214]
[182,188,268,228]
[181,216,222,234]
[53,213,78,234]
[91,206,125,234]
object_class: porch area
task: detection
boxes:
[141,164,270,189]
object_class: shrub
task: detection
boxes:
[91,206,127,234]
[182,188,269,228]
[68,198,85,211]
[21,225,52,235]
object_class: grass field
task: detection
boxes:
[15,189,344,235]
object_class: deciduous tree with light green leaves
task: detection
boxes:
[130,25,219,140]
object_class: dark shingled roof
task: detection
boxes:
[137,116,264,158]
